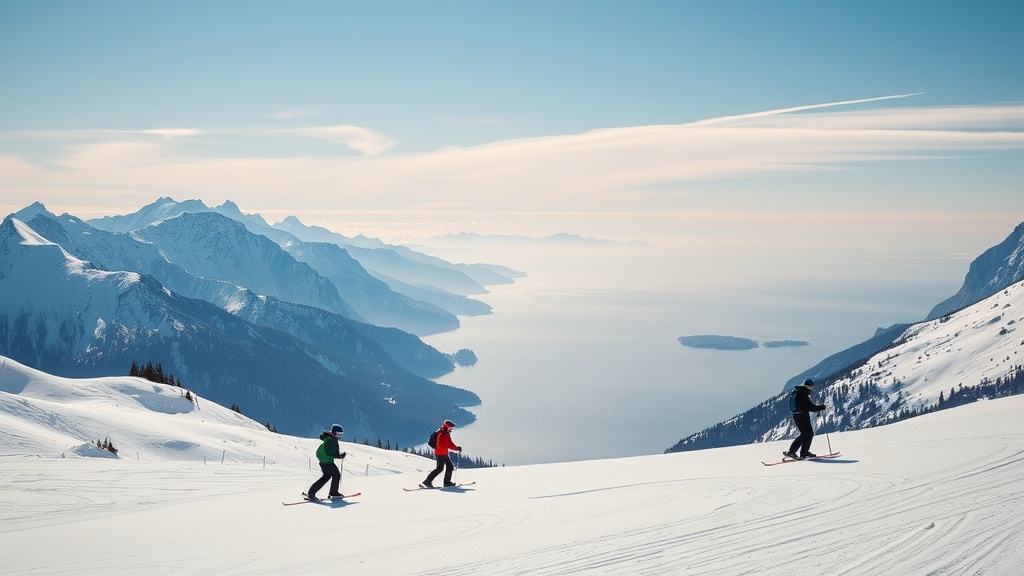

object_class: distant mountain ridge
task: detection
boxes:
[668,221,1024,453]
[19,210,452,379]
[87,197,521,335]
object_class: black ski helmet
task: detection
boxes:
[803,378,814,387]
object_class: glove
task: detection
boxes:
[339,451,347,459]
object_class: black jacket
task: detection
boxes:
[789,386,825,415]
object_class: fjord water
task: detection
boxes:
[423,237,968,466]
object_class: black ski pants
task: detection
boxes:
[309,462,341,497]
[425,454,454,486]
[788,412,815,456]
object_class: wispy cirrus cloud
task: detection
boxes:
[0,123,398,156]
[272,125,398,155]
[0,127,205,140]
[1,98,1023,218]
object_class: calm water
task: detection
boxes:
[423,240,968,465]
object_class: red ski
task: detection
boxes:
[404,481,475,492]
[762,452,841,467]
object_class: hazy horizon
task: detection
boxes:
[417,213,1015,464]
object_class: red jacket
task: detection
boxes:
[434,428,461,456]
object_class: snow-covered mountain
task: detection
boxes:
[87,196,215,232]
[278,238,461,335]
[927,221,1024,319]
[17,210,453,379]
[132,211,363,320]
[780,221,1024,393]
[0,215,477,442]
[273,214,390,250]
[3,354,1022,574]
[668,277,1024,452]
[87,197,516,334]
[274,223,497,325]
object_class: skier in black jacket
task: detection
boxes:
[784,379,826,460]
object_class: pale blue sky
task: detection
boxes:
[1,0,1022,243]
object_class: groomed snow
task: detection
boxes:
[2,356,1023,574]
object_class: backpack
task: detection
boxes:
[427,429,440,449]
[788,387,800,413]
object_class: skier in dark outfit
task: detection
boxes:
[421,420,462,488]
[784,379,826,460]
[307,424,347,501]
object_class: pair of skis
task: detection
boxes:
[281,492,361,506]
[761,452,841,466]
[282,482,476,505]
[403,481,476,492]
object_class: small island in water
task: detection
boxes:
[678,335,809,350]
[762,340,810,348]
[448,348,479,366]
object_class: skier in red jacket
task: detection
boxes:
[421,420,462,488]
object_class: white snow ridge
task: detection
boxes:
[2,355,1023,575]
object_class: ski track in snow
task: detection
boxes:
[434,447,1024,575]
[5,419,1024,575]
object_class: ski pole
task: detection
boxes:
[823,408,833,455]
[339,454,345,487]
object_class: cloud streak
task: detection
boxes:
[0,124,396,156]
[0,128,205,140]
[2,99,1023,218]
[689,93,926,127]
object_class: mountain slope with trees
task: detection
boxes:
[0,212,477,444]
[669,221,1024,453]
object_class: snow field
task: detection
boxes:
[3,355,1024,574]
[3,395,1024,575]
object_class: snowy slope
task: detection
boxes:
[0,355,426,471]
[2,355,1023,575]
